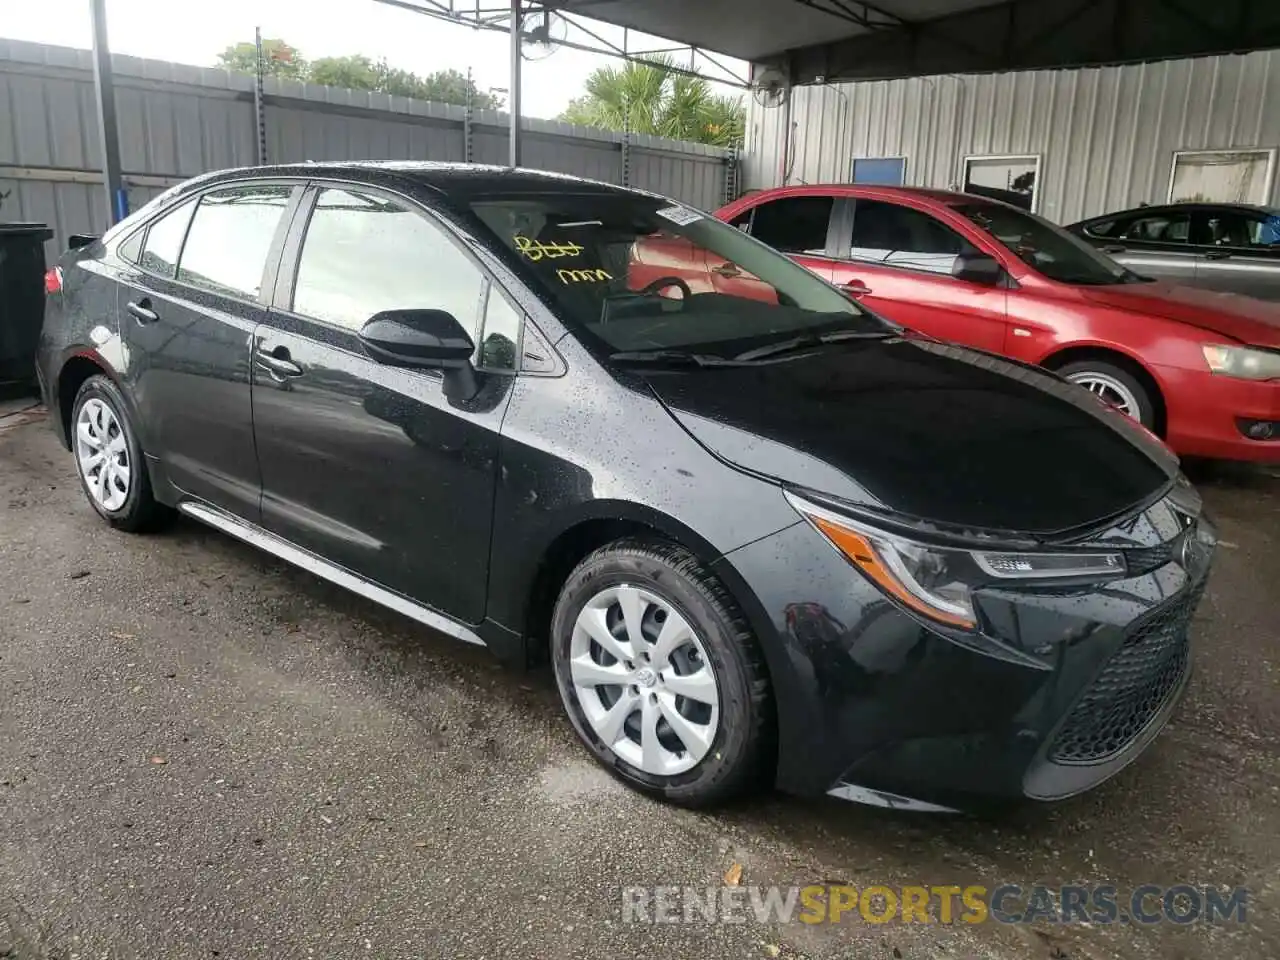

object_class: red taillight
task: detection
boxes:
[44,267,63,295]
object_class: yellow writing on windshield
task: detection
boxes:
[514,235,585,261]
[557,268,613,284]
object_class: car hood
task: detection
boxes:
[1078,281,1280,347]
[645,338,1177,538]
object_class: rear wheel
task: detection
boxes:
[1059,360,1156,429]
[550,539,773,807]
[71,375,170,532]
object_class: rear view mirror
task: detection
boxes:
[951,252,1004,286]
[359,309,479,401]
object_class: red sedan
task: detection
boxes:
[713,185,1280,462]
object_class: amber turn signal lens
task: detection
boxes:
[812,516,978,630]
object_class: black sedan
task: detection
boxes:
[38,163,1216,811]
[1068,202,1280,300]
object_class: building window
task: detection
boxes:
[851,157,907,185]
[961,155,1040,212]
[1168,149,1276,205]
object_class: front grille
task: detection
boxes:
[1123,535,1183,575]
[1050,580,1205,764]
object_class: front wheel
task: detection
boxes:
[550,539,773,807]
[1059,360,1157,429]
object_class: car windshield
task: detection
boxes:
[952,202,1136,285]
[467,192,888,359]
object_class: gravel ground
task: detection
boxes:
[2,402,1278,959]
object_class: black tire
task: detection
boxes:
[550,538,773,807]
[70,375,170,533]
[1057,359,1157,429]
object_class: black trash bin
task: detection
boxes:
[0,222,55,396]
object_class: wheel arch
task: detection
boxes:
[1040,343,1168,437]
[517,502,751,666]
[55,352,114,449]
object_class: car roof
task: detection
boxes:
[1074,201,1279,224]
[748,184,958,199]
[740,183,1021,208]
[184,161,646,202]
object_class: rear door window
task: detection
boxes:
[742,196,834,255]
[1082,218,1117,238]
[177,185,293,300]
[1115,212,1191,244]
[848,199,977,275]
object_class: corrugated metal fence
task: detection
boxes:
[743,50,1280,224]
[0,39,735,252]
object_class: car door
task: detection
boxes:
[1090,209,1199,285]
[252,182,518,624]
[1191,208,1280,300]
[829,197,1009,353]
[116,182,299,519]
[724,193,841,283]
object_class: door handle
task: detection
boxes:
[255,346,304,379]
[1204,250,1233,261]
[710,262,742,278]
[1102,245,1127,254]
[126,298,158,324]
[841,280,872,297]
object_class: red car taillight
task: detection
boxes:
[44,267,63,295]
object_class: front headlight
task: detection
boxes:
[1201,344,1280,381]
[787,492,1127,632]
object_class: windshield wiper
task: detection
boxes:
[608,349,748,368]
[731,329,891,363]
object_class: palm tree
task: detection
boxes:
[560,56,744,148]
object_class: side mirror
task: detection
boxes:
[359,309,479,401]
[359,309,474,367]
[951,252,1004,286]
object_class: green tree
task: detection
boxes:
[308,54,380,91]
[410,67,502,110]
[560,56,744,147]
[216,38,307,80]
[215,39,501,109]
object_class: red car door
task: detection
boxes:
[829,197,1010,354]
[627,235,714,295]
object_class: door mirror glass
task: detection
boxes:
[359,310,476,368]
[951,252,1004,285]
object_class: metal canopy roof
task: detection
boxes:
[83,0,1280,224]
[548,0,1280,85]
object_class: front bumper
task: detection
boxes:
[1159,364,1280,462]
[717,504,1215,810]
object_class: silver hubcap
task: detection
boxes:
[569,584,720,777]
[1067,372,1142,421]
[75,398,131,511]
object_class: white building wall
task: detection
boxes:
[742,51,1280,224]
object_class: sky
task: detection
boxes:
[0,0,745,119]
